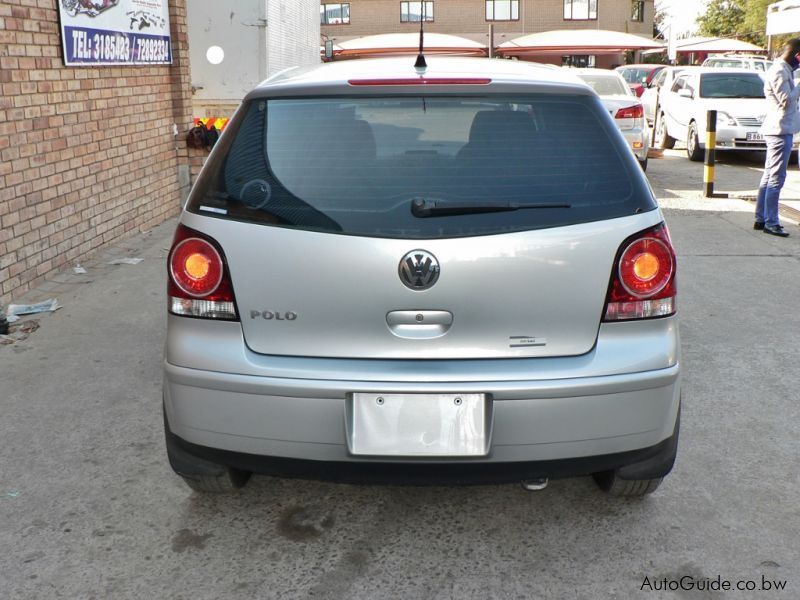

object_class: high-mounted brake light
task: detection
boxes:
[603,223,676,321]
[615,105,644,120]
[348,78,492,86]
[168,224,238,320]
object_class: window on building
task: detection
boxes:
[631,0,644,22]
[562,55,596,68]
[320,3,350,25]
[401,1,434,22]
[564,0,597,20]
[486,0,519,21]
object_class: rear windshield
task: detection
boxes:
[618,68,648,84]
[187,95,655,239]
[576,74,630,96]
[700,73,765,98]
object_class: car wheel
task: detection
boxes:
[593,472,663,496]
[180,470,251,494]
[638,158,648,171]
[164,409,252,493]
[656,115,675,149]
[687,122,704,162]
[594,404,680,497]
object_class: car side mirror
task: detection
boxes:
[677,89,693,99]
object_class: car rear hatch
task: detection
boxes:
[184,86,657,360]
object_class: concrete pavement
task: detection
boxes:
[1,156,799,599]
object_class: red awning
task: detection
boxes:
[333,33,488,59]
[496,29,665,56]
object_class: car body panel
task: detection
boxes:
[182,209,662,360]
[642,66,693,124]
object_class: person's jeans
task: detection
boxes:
[756,134,793,227]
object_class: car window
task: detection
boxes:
[576,74,629,96]
[618,68,646,84]
[699,73,765,98]
[670,76,686,93]
[187,95,655,239]
[653,70,667,88]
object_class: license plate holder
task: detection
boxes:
[348,393,489,457]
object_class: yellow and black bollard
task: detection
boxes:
[703,110,728,198]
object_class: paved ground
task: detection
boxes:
[2,153,799,599]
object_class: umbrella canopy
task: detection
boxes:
[496,29,664,56]
[333,33,488,59]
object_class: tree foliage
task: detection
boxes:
[696,0,782,48]
[696,0,746,39]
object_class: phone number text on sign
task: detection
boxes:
[64,26,171,65]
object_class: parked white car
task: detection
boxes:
[574,69,650,170]
[655,68,798,161]
[702,54,772,72]
[641,66,693,125]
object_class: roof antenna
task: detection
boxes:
[414,4,427,72]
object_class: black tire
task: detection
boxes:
[639,157,648,172]
[593,471,663,496]
[687,122,704,162]
[594,404,680,497]
[180,470,250,494]
[656,115,675,150]
[164,409,251,493]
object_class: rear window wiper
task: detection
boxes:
[411,197,571,218]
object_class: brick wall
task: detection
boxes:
[0,0,193,306]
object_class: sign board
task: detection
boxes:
[767,0,800,36]
[58,0,172,66]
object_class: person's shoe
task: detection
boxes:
[753,221,765,230]
[763,225,790,237]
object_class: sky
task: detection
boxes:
[657,0,709,36]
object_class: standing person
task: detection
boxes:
[756,39,800,237]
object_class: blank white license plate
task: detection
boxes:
[349,393,488,457]
[746,132,764,141]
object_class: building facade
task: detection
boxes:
[188,0,320,118]
[321,0,655,67]
[0,0,193,306]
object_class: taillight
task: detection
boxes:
[603,223,676,321]
[615,104,644,120]
[168,224,238,320]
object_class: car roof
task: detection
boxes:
[678,67,762,76]
[707,54,768,60]
[615,64,663,69]
[249,56,593,97]
[574,68,624,77]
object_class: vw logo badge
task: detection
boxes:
[399,250,440,290]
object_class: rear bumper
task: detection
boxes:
[620,126,649,161]
[166,414,680,484]
[711,128,799,151]
[163,317,681,473]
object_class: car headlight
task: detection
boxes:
[717,111,737,126]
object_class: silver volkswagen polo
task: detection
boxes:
[163,57,681,496]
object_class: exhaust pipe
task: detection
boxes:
[521,478,548,491]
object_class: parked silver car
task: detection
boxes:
[574,68,650,170]
[164,57,681,496]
